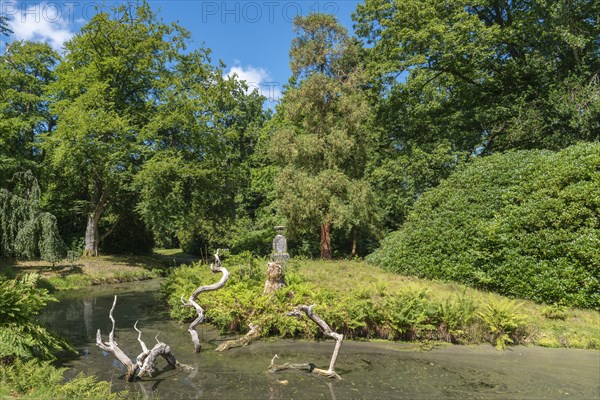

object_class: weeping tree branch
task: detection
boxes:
[181,249,230,352]
[270,304,344,379]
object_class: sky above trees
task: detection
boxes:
[0,0,360,108]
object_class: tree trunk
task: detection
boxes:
[83,187,108,257]
[83,212,100,256]
[264,262,285,293]
[320,222,332,260]
[350,226,357,260]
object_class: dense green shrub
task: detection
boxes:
[368,143,600,309]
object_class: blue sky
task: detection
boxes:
[1,1,361,107]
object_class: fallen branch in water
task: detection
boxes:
[96,296,184,381]
[269,304,343,379]
[215,323,261,352]
[181,249,230,352]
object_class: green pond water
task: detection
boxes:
[40,280,600,399]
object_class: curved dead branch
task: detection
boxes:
[96,296,184,381]
[270,304,344,379]
[181,250,230,352]
[96,296,139,381]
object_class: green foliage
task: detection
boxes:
[355,0,600,153]
[162,258,529,347]
[369,143,600,308]
[0,359,123,399]
[478,299,527,350]
[0,41,57,183]
[0,172,65,262]
[0,274,73,362]
[271,14,378,258]
[540,304,568,321]
[0,16,11,36]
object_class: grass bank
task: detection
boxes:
[0,249,199,291]
[163,256,600,350]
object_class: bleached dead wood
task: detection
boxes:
[269,304,344,379]
[181,250,230,352]
[96,296,184,381]
[96,296,139,381]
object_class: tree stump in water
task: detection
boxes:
[264,261,285,294]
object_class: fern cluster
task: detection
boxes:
[0,359,122,399]
[162,257,535,348]
[0,273,72,362]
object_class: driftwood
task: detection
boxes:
[215,323,261,352]
[96,296,181,381]
[270,304,344,379]
[268,354,316,372]
[264,261,285,293]
[181,250,230,352]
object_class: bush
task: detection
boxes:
[368,143,600,309]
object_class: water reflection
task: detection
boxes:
[42,281,600,400]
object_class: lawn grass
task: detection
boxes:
[0,252,179,290]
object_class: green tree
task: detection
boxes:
[0,172,65,262]
[134,59,269,253]
[42,3,195,256]
[271,14,378,259]
[354,0,600,153]
[0,41,58,183]
[354,0,599,230]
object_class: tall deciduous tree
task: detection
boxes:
[354,0,599,152]
[43,3,192,256]
[354,0,599,229]
[0,41,58,183]
[271,14,378,259]
[133,54,269,253]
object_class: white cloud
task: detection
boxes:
[7,2,75,51]
[224,62,282,103]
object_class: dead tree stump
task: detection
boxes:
[264,262,285,294]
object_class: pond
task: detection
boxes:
[41,280,600,399]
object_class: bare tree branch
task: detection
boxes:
[270,304,344,379]
[181,249,230,352]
